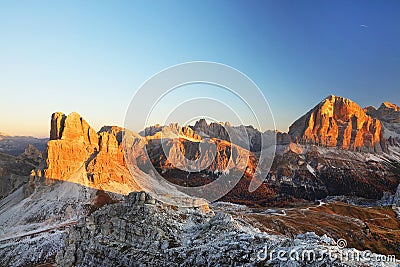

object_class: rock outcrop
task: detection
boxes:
[191,119,264,152]
[374,102,400,123]
[0,147,42,200]
[365,102,400,146]
[55,192,268,266]
[394,183,400,207]
[142,123,202,141]
[55,191,395,267]
[37,112,140,194]
[141,119,276,153]
[289,95,387,153]
[146,138,255,176]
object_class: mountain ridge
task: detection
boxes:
[288,95,388,153]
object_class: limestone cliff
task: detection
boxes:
[37,112,140,194]
[288,95,387,153]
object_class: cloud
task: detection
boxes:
[360,24,368,28]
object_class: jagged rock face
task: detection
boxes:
[191,119,264,152]
[40,112,140,194]
[192,119,230,140]
[44,112,98,179]
[268,145,400,202]
[142,119,276,153]
[50,112,65,140]
[376,102,400,123]
[17,144,43,166]
[365,102,400,146]
[55,191,393,267]
[138,136,280,204]
[0,148,42,200]
[141,123,201,141]
[289,95,387,153]
[98,125,125,143]
[146,138,254,175]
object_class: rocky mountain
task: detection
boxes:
[0,145,42,200]
[24,106,399,207]
[0,133,47,156]
[141,119,272,152]
[288,95,387,153]
[267,143,400,203]
[136,117,399,206]
[1,106,400,266]
[365,102,400,146]
[33,112,140,195]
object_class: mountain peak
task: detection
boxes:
[289,96,387,153]
[323,94,356,105]
[38,111,140,194]
[50,111,98,144]
[324,94,338,101]
[381,101,400,111]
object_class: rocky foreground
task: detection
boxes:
[0,181,398,266]
[55,191,398,267]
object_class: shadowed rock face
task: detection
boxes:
[376,102,400,123]
[0,145,43,200]
[365,102,400,146]
[289,95,387,153]
[37,112,140,194]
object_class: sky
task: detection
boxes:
[0,0,399,137]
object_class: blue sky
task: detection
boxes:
[0,0,399,136]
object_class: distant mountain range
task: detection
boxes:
[19,95,398,205]
[0,95,400,266]
[0,133,47,156]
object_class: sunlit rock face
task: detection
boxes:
[289,95,387,153]
[37,112,140,194]
[145,138,254,176]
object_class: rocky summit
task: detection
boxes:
[34,112,140,194]
[289,95,387,153]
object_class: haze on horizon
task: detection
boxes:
[0,1,399,137]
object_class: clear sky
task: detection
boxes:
[0,0,399,137]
